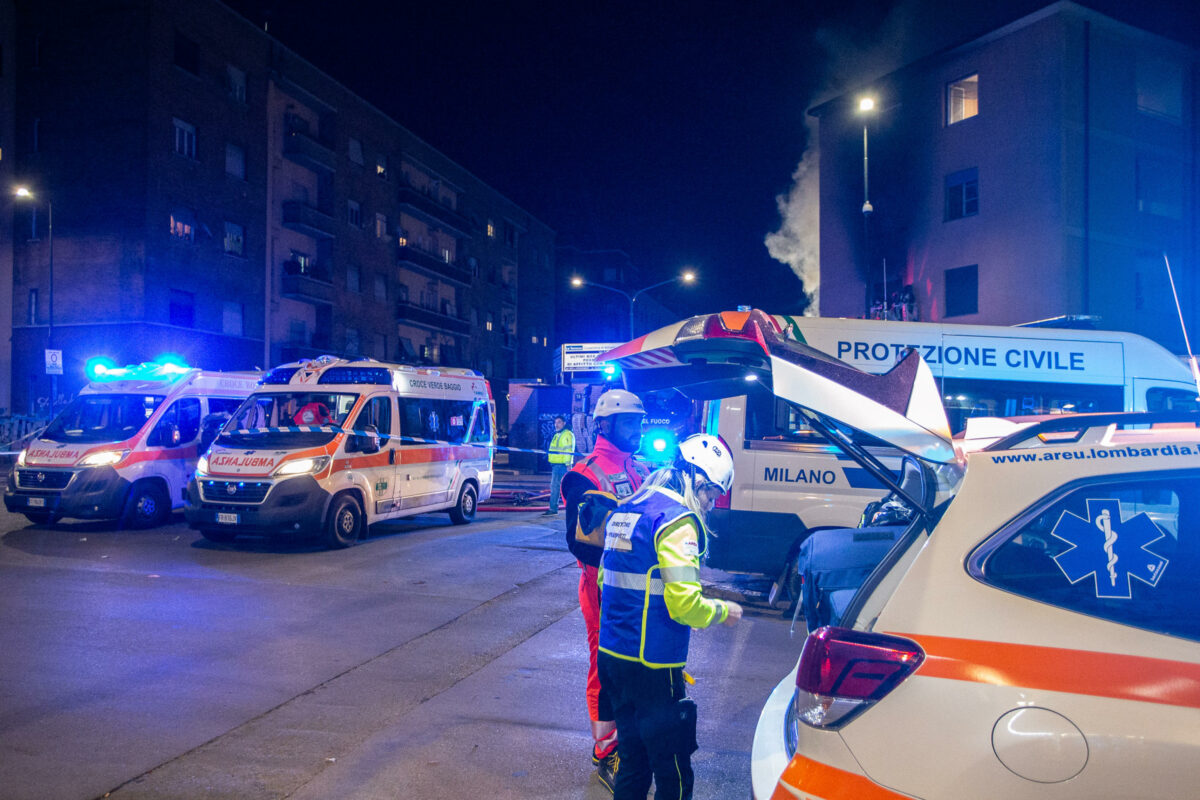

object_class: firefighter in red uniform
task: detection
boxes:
[561,389,649,792]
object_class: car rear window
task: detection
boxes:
[976,472,1200,642]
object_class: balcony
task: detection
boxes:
[281,260,334,305]
[397,183,473,237]
[397,243,472,286]
[282,201,336,239]
[282,130,336,174]
[396,300,470,335]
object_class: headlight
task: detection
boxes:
[196,454,209,475]
[16,449,27,467]
[273,456,330,477]
[80,449,130,467]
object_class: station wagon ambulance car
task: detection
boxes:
[5,364,259,527]
[603,312,1198,595]
[184,356,494,548]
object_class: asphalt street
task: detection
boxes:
[0,504,802,800]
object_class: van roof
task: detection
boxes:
[261,355,484,387]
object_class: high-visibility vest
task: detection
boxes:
[548,429,575,465]
[598,487,707,668]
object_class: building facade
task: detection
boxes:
[6,0,554,422]
[813,2,1198,353]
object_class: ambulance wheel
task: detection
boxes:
[23,511,57,525]
[122,481,170,529]
[200,528,237,544]
[325,493,363,548]
[449,483,477,525]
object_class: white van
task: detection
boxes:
[185,356,494,548]
[605,312,1199,584]
[4,364,259,527]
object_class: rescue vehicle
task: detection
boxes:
[184,356,494,548]
[4,364,259,527]
[603,312,1198,593]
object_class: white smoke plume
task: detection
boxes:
[764,117,821,316]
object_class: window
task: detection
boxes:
[226,64,246,103]
[223,221,244,256]
[173,118,196,159]
[169,212,195,242]
[347,200,362,228]
[374,274,387,302]
[944,264,978,317]
[977,473,1200,643]
[503,221,517,247]
[222,301,243,336]
[945,168,978,220]
[471,404,492,443]
[288,319,307,344]
[486,220,496,238]
[347,263,360,292]
[375,213,387,238]
[345,327,361,355]
[152,398,201,446]
[946,73,978,124]
[397,397,476,445]
[486,313,494,332]
[354,395,392,437]
[376,154,388,179]
[169,289,195,327]
[1147,388,1200,413]
[1136,157,1183,219]
[1136,55,1183,120]
[28,289,38,325]
[348,137,364,165]
[225,142,245,179]
[174,31,199,75]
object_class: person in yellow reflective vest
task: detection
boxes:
[543,415,575,516]
[596,434,743,800]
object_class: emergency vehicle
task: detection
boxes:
[603,312,1199,589]
[184,356,494,548]
[4,364,259,527]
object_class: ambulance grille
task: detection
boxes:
[16,469,74,490]
[200,479,271,504]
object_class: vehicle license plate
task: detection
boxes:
[217,512,239,524]
[28,497,45,507]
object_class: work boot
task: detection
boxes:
[540,509,558,516]
[596,749,619,793]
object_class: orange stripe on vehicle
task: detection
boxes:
[772,754,910,800]
[600,335,650,362]
[124,445,198,465]
[398,445,488,464]
[895,633,1200,709]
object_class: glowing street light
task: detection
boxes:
[570,269,698,339]
[14,185,57,399]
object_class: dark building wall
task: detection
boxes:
[1,0,15,411]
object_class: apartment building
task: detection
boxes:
[6,0,554,420]
[812,2,1197,353]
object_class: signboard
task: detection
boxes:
[560,342,624,373]
[45,349,63,375]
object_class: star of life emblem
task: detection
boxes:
[1050,498,1170,600]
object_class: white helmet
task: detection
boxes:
[592,389,646,420]
[676,434,734,494]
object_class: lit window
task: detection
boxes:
[945,168,978,220]
[169,213,194,242]
[376,155,388,179]
[348,137,364,165]
[375,213,387,238]
[441,248,452,263]
[223,221,244,255]
[226,65,246,103]
[173,118,196,159]
[486,313,494,332]
[542,337,547,347]
[531,334,537,344]
[947,74,978,124]
[347,200,362,228]
[486,220,495,238]
[945,264,978,317]
[225,142,245,179]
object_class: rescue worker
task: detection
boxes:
[542,415,575,516]
[596,433,743,800]
[561,388,649,791]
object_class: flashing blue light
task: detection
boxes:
[155,353,190,373]
[85,356,119,382]
[602,363,620,381]
[640,428,677,463]
[86,358,192,383]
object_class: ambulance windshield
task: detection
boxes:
[217,391,359,448]
[43,394,165,443]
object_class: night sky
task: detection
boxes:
[222,0,1200,319]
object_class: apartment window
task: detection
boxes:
[169,212,195,242]
[373,274,387,301]
[503,222,517,247]
[223,221,245,256]
[397,283,409,303]
[174,31,199,75]
[543,337,548,347]
[173,118,196,159]
[376,154,388,179]
[169,289,195,327]
[486,313,494,332]
[441,247,452,263]
[945,168,979,220]
[347,263,360,292]
[375,213,387,238]
[347,200,362,228]
[27,289,38,325]
[947,74,978,124]
[222,301,244,336]
[945,265,978,317]
[486,220,496,238]
[1136,55,1183,120]
[226,64,246,103]
[225,142,245,179]
[1136,156,1183,219]
[348,137,364,165]
[345,327,361,355]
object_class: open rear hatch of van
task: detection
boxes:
[601,309,959,514]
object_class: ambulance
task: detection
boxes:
[603,312,1199,589]
[4,364,260,527]
[184,356,494,548]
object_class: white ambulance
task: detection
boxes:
[4,364,259,527]
[185,356,495,548]
[603,311,1199,587]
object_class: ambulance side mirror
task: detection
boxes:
[348,424,381,455]
[150,422,181,448]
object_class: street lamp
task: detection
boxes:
[14,186,55,401]
[857,96,878,315]
[570,269,697,339]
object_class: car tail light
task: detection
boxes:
[790,626,924,730]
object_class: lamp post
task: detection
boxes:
[857,96,879,315]
[570,270,696,339]
[14,186,56,403]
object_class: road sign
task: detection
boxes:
[560,342,623,373]
[45,349,63,375]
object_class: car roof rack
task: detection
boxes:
[986,410,1200,452]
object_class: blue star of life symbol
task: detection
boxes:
[1051,498,1170,600]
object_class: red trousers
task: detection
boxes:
[578,562,614,727]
